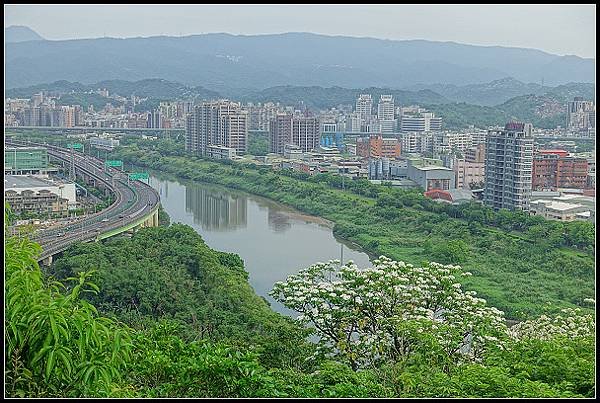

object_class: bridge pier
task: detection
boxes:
[41,255,53,266]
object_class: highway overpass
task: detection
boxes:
[5,126,184,137]
[6,139,161,265]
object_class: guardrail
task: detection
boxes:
[5,139,160,261]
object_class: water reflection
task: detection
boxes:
[185,186,247,231]
[147,171,372,316]
[267,209,292,233]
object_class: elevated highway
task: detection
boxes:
[6,140,160,264]
[5,126,183,137]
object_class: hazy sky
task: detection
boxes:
[5,4,596,58]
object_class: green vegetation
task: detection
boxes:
[247,131,269,156]
[425,102,510,130]
[5,202,595,398]
[6,205,132,397]
[6,78,218,102]
[426,99,566,130]
[56,93,118,110]
[108,138,595,319]
[49,224,313,370]
[158,205,171,227]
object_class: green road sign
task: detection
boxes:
[128,172,149,180]
[105,160,123,167]
[67,143,83,149]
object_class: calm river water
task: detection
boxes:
[146,171,372,316]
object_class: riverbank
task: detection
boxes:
[110,143,594,320]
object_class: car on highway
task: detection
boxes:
[102,218,109,222]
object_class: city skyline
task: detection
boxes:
[4,4,597,58]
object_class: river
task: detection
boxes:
[146,171,372,316]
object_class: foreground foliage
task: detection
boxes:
[271,258,506,371]
[49,224,313,370]
[4,208,595,397]
[5,209,131,397]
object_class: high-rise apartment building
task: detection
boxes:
[185,100,248,156]
[269,114,320,154]
[269,114,293,154]
[377,95,395,120]
[244,102,283,131]
[147,109,162,129]
[292,116,321,152]
[484,122,534,211]
[159,101,178,119]
[356,94,373,121]
[347,113,362,132]
[567,97,595,131]
[465,143,486,163]
[377,95,396,134]
[61,106,75,128]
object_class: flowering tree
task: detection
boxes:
[270,256,507,371]
[509,306,595,341]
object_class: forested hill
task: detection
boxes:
[6,79,594,130]
[5,78,219,101]
[6,32,594,89]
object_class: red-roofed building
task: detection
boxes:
[424,188,474,204]
[538,149,569,158]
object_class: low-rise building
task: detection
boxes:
[283,144,303,159]
[356,134,401,158]
[5,189,69,217]
[424,188,475,204]
[346,143,357,156]
[89,136,121,150]
[4,146,53,175]
[5,175,77,206]
[532,150,588,190]
[407,159,455,191]
[207,145,237,160]
[530,200,590,221]
[454,159,485,189]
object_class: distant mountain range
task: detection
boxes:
[6,78,594,130]
[403,78,596,106]
[5,31,595,90]
[5,25,45,43]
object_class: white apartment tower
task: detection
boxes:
[378,95,396,134]
[356,94,373,121]
[377,95,395,120]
